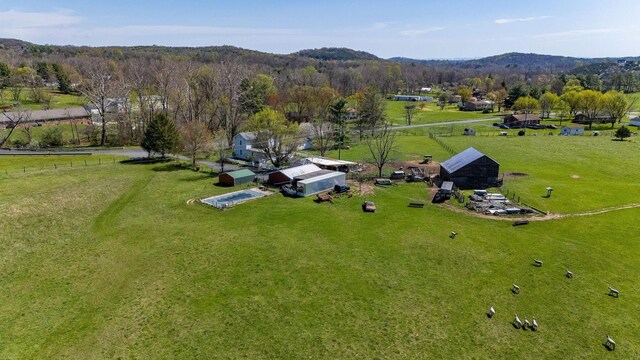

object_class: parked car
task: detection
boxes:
[333,184,350,193]
[390,170,405,179]
[281,184,297,197]
[498,124,509,129]
[526,124,546,129]
[362,201,376,212]
[375,178,393,185]
[546,124,557,129]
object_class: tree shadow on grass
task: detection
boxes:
[178,173,216,182]
[151,163,189,172]
[120,157,172,165]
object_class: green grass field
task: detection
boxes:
[1,135,640,358]
[1,88,87,110]
[385,100,497,126]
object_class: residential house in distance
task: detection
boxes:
[232,131,313,166]
[440,147,500,190]
[560,125,585,136]
[461,100,494,111]
[573,112,612,125]
[503,114,541,128]
[232,132,266,164]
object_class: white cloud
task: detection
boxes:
[399,27,444,36]
[373,22,395,29]
[533,28,622,39]
[0,9,82,28]
[495,16,551,24]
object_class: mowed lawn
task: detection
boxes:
[1,145,640,358]
[435,134,640,214]
[385,100,497,126]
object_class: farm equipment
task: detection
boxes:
[407,166,425,182]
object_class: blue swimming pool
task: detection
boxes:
[201,188,270,209]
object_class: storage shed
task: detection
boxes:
[440,147,500,190]
[440,181,454,195]
[218,169,256,186]
[268,164,322,185]
[294,171,347,197]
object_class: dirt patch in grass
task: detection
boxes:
[357,182,375,196]
[388,160,441,176]
[502,172,529,180]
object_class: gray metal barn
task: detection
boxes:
[440,147,500,190]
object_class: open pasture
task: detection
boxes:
[1,133,639,358]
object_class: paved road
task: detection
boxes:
[391,117,500,130]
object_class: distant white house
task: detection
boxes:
[629,117,640,127]
[232,131,312,166]
[232,132,266,165]
[560,125,585,136]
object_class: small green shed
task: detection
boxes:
[219,169,256,186]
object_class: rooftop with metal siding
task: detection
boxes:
[440,147,491,174]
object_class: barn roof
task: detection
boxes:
[441,147,495,173]
[223,169,255,179]
[277,164,322,179]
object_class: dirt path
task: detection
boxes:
[438,202,640,222]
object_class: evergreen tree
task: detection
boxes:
[141,113,179,158]
[52,63,72,94]
[614,125,631,141]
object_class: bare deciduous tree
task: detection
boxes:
[0,107,32,147]
[215,62,248,146]
[77,59,128,146]
[180,120,213,168]
[366,122,397,178]
[404,103,416,125]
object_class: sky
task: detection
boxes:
[1,0,640,59]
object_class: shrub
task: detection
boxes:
[518,130,526,136]
[39,127,64,147]
[10,137,29,148]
